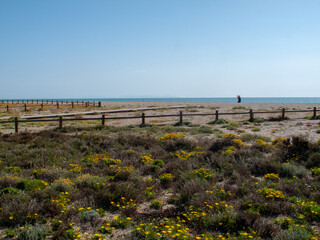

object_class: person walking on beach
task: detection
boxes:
[237,95,241,103]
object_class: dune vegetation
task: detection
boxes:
[0,125,320,239]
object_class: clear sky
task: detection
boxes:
[1,0,320,99]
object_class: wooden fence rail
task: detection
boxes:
[0,107,318,133]
[0,101,102,112]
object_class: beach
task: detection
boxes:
[1,101,320,142]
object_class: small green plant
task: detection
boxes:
[150,199,162,209]
[207,119,228,125]
[110,216,130,229]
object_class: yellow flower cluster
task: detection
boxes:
[255,139,271,148]
[54,177,75,186]
[311,168,320,176]
[175,150,203,160]
[4,166,22,173]
[272,137,288,146]
[263,173,280,180]
[222,133,238,140]
[205,186,232,199]
[158,133,185,141]
[232,138,246,147]
[191,168,214,179]
[111,197,139,211]
[257,188,285,200]
[104,157,121,167]
[112,165,134,174]
[294,199,320,219]
[141,153,154,165]
[134,218,191,239]
[222,146,237,156]
[51,192,70,213]
[68,164,81,173]
[160,173,174,183]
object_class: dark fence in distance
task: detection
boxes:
[0,107,318,133]
[0,101,102,111]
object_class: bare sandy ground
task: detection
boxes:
[1,101,320,142]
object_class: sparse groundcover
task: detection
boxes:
[0,127,320,239]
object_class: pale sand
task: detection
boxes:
[100,101,320,142]
[1,101,320,142]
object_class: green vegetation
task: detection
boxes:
[0,126,320,239]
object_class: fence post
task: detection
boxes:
[215,110,219,121]
[85,102,88,108]
[41,103,44,109]
[6,105,9,112]
[59,116,63,129]
[24,104,27,111]
[57,102,59,109]
[32,100,34,104]
[142,113,145,125]
[249,109,254,122]
[179,111,183,124]
[93,101,95,107]
[72,101,74,108]
[98,101,101,107]
[14,117,18,133]
[102,115,105,125]
[282,108,285,120]
[313,107,317,119]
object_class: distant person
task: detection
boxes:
[237,95,241,103]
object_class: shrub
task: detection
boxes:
[275,227,312,240]
[110,216,130,229]
[257,188,285,200]
[17,224,48,240]
[4,166,22,174]
[160,173,174,186]
[207,119,229,125]
[79,209,100,223]
[280,163,308,179]
[150,199,162,209]
[306,152,320,168]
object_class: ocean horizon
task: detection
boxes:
[2,97,320,103]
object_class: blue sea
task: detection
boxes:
[3,97,320,103]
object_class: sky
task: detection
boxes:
[1,0,320,99]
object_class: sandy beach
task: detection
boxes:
[1,101,320,142]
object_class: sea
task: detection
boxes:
[2,97,320,103]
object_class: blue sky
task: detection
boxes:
[1,0,320,99]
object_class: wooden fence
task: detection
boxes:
[0,101,102,112]
[0,107,319,133]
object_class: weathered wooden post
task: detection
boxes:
[98,101,101,107]
[41,103,44,109]
[215,110,219,121]
[14,117,18,133]
[59,116,63,129]
[179,111,183,125]
[282,108,285,120]
[142,113,145,125]
[72,101,74,108]
[85,102,88,108]
[102,115,105,125]
[313,107,317,119]
[93,101,95,107]
[57,102,59,109]
[6,105,9,112]
[32,100,34,104]
[249,109,254,122]
[24,104,27,111]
